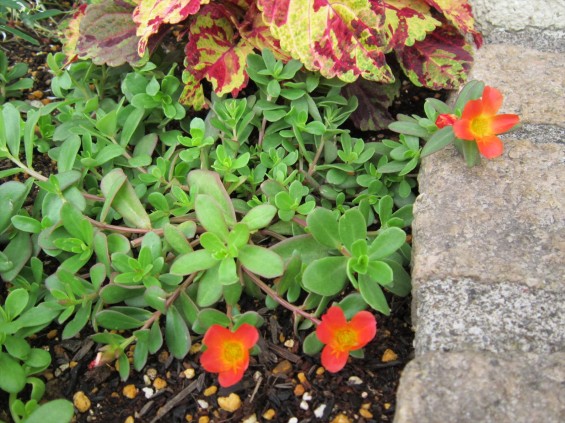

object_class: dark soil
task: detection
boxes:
[0,24,449,423]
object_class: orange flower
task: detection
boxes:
[435,113,457,129]
[453,86,520,159]
[316,306,377,373]
[200,324,259,387]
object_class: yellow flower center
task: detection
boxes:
[334,327,358,352]
[222,341,244,367]
[470,116,491,138]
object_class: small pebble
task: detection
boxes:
[303,392,312,401]
[347,376,363,385]
[314,404,326,418]
[153,377,167,390]
[218,393,242,412]
[122,385,138,399]
[272,360,292,375]
[146,368,157,379]
[189,343,202,354]
[381,348,398,362]
[124,417,134,423]
[384,403,391,410]
[288,418,298,423]
[47,329,58,339]
[142,387,154,399]
[361,391,368,398]
[315,367,325,376]
[359,408,373,418]
[297,372,308,384]
[203,386,217,396]
[262,409,276,420]
[185,414,193,421]
[69,361,78,368]
[111,392,120,398]
[143,375,151,385]
[158,350,169,363]
[197,399,209,410]
[73,391,91,413]
[300,400,309,410]
[284,339,295,348]
[198,417,209,423]
[241,414,258,423]
[293,384,305,396]
[183,368,196,379]
[331,414,352,423]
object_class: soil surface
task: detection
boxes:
[0,20,447,423]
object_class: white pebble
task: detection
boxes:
[242,414,258,423]
[347,375,363,385]
[302,392,313,401]
[142,387,154,399]
[288,418,298,423]
[143,375,151,385]
[361,391,368,398]
[314,404,326,418]
[197,399,209,410]
[300,400,309,410]
[284,339,295,348]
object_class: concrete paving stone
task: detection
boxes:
[412,139,564,290]
[470,44,565,126]
[470,0,565,34]
[413,277,565,354]
[485,28,565,53]
[394,351,565,423]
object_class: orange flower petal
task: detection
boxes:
[321,345,349,373]
[218,367,246,387]
[477,135,504,159]
[203,324,231,347]
[349,311,377,348]
[460,98,483,120]
[482,86,503,115]
[316,306,347,344]
[453,119,475,140]
[234,324,259,349]
[490,114,520,134]
[200,347,227,373]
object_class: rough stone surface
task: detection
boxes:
[413,278,565,354]
[394,351,565,423]
[485,28,565,53]
[470,0,565,33]
[470,44,565,126]
[412,139,565,290]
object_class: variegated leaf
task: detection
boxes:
[423,0,483,47]
[258,0,394,83]
[343,78,400,131]
[61,4,87,61]
[238,2,291,61]
[180,67,207,110]
[182,4,254,108]
[382,0,441,50]
[133,0,210,56]
[76,0,141,67]
[397,21,474,89]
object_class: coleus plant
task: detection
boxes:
[62,0,482,129]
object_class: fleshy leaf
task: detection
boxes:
[133,0,209,56]
[423,0,483,47]
[76,0,141,67]
[182,3,254,107]
[342,78,400,131]
[397,20,474,89]
[258,0,394,83]
[382,0,441,50]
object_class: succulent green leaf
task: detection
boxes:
[188,170,236,227]
[0,352,26,393]
[359,274,390,315]
[192,308,230,334]
[306,207,341,249]
[95,309,145,330]
[24,399,74,423]
[241,204,277,230]
[368,227,406,260]
[302,256,348,296]
[166,304,192,359]
[303,331,324,355]
[170,249,218,276]
[238,244,284,279]
[339,208,367,252]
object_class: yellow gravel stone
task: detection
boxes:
[218,393,242,412]
[153,377,167,390]
[297,372,308,384]
[381,348,398,362]
[124,416,135,423]
[359,408,373,418]
[272,359,292,375]
[122,384,138,399]
[203,385,217,396]
[262,409,276,420]
[190,343,202,354]
[73,391,91,413]
[69,361,78,368]
[198,416,209,423]
[183,368,196,379]
[185,414,193,422]
[331,413,352,423]
[384,402,391,410]
[293,384,305,396]
[47,329,58,339]
[315,367,325,376]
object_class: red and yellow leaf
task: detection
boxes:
[397,21,474,90]
[238,2,291,61]
[423,0,483,47]
[75,0,141,67]
[61,4,87,61]
[258,0,394,83]
[181,3,254,108]
[133,0,210,56]
[382,0,441,50]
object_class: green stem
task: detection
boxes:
[308,135,326,175]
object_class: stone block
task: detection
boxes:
[470,0,565,33]
[394,351,565,423]
[470,44,565,126]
